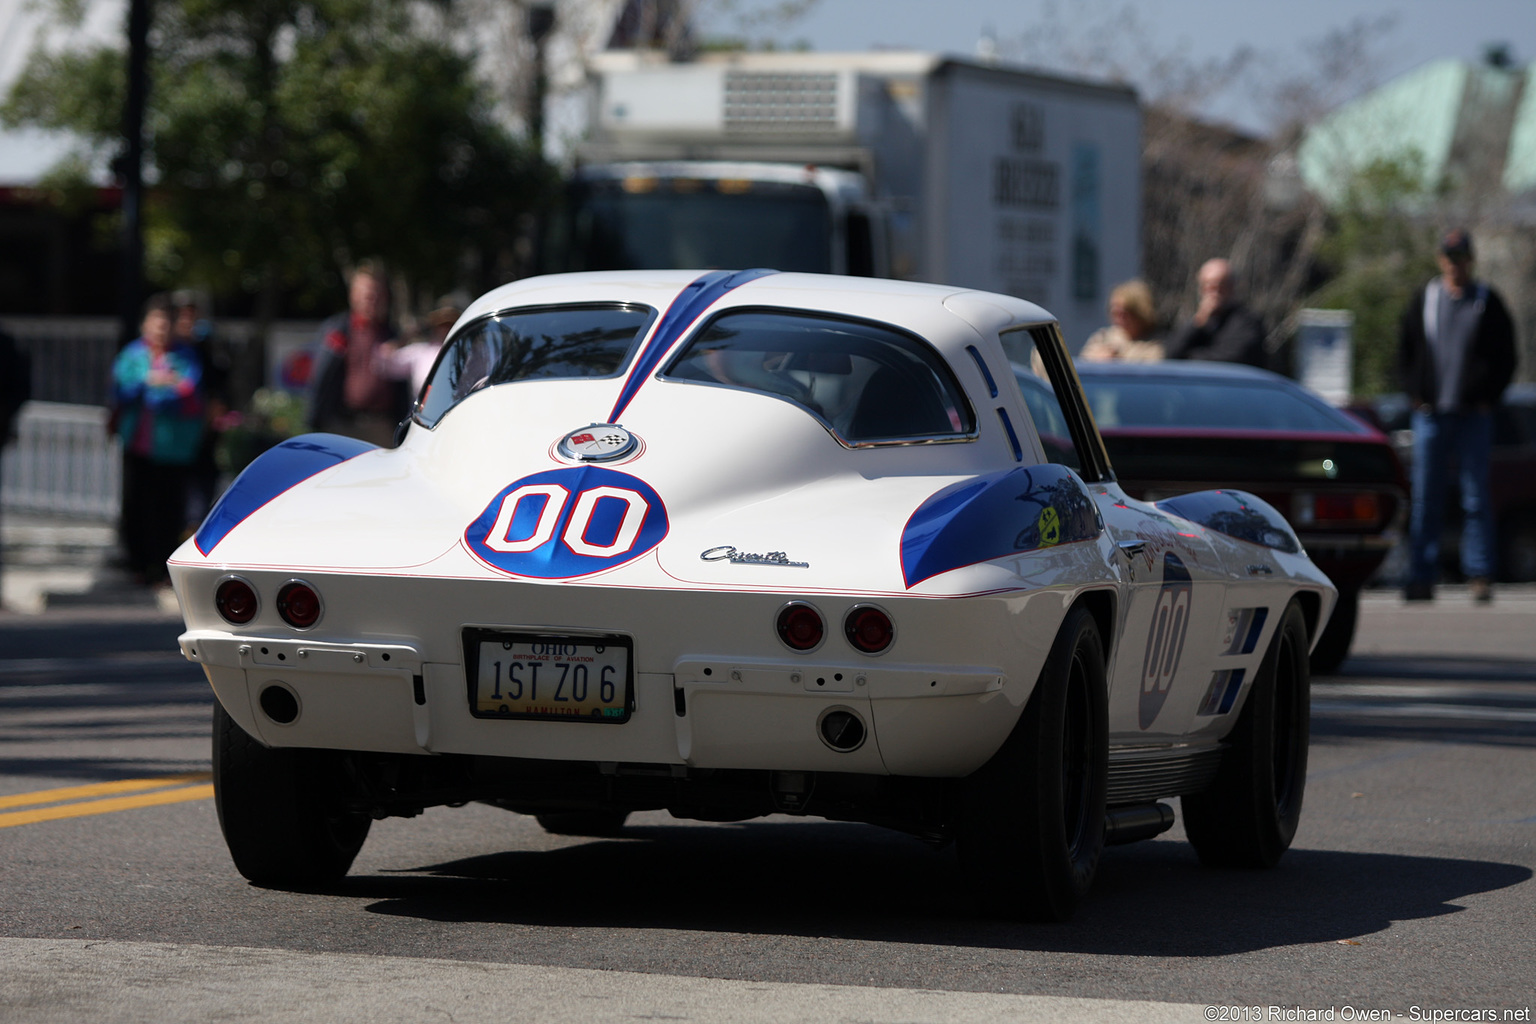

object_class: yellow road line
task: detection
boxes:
[0,773,213,811]
[0,784,215,829]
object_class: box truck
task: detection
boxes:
[549,50,1141,350]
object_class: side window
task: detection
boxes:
[1001,328,1082,472]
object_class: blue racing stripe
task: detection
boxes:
[193,433,377,555]
[900,463,1102,587]
[606,268,777,422]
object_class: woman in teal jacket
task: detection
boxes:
[111,294,204,585]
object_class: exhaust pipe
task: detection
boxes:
[817,707,866,752]
[259,683,300,724]
[1104,802,1175,845]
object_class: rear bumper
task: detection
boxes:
[182,628,1026,780]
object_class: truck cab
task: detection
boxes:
[550,160,889,277]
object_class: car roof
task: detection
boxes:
[1070,359,1384,437]
[458,271,1057,362]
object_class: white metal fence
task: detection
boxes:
[1,402,121,520]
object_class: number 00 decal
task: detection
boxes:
[1139,552,1192,730]
[466,467,668,578]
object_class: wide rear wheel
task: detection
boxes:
[1182,600,1310,868]
[957,604,1108,922]
[213,702,371,887]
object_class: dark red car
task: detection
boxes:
[1018,362,1406,672]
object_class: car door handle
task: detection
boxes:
[1117,540,1147,559]
[1246,563,1274,575]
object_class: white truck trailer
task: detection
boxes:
[551,50,1142,350]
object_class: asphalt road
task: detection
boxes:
[1,593,1533,1023]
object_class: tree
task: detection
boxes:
[1305,158,1439,396]
[983,4,1402,371]
[2,0,553,316]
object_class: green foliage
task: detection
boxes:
[216,387,308,474]
[1307,154,1441,396]
[2,0,552,310]
[1,47,123,140]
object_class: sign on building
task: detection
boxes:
[1297,309,1354,405]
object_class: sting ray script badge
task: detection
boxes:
[701,546,809,568]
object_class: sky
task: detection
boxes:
[703,0,1535,133]
[2,0,1531,181]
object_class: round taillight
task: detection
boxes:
[276,581,322,629]
[776,602,824,652]
[845,605,894,654]
[215,578,258,625]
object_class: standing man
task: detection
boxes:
[1399,228,1518,602]
[307,262,406,447]
[1164,258,1266,367]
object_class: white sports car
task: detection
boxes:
[171,270,1335,921]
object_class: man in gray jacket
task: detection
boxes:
[1398,228,1518,602]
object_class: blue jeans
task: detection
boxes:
[1408,408,1496,584]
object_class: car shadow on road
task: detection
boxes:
[1329,653,1536,683]
[1312,652,1536,747]
[1310,716,1536,747]
[343,820,1531,956]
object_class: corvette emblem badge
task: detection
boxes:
[558,423,638,462]
[700,546,809,568]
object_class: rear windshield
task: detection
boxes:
[1080,376,1366,434]
[416,304,655,427]
[662,309,974,444]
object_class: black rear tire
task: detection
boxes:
[1182,600,1310,868]
[535,810,630,837]
[1308,587,1357,675]
[213,702,371,887]
[957,604,1108,922]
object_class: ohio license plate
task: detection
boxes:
[464,629,632,722]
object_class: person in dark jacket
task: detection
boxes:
[0,327,26,442]
[306,262,406,447]
[1399,228,1518,602]
[1,325,32,581]
[1164,258,1266,367]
